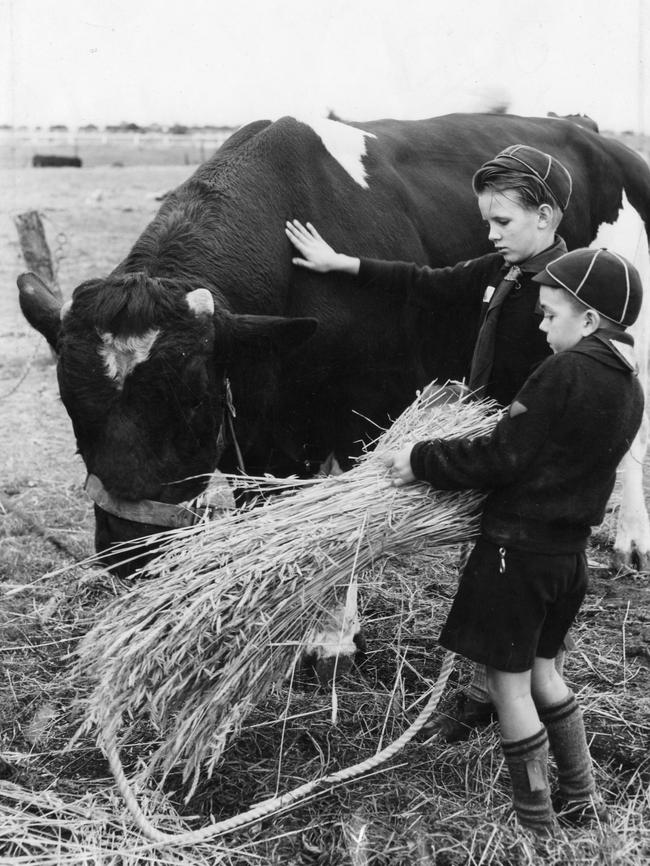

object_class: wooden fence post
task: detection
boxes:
[13,210,63,303]
[14,210,63,362]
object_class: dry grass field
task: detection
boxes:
[1,146,649,865]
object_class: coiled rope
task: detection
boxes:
[101,650,455,845]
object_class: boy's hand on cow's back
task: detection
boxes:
[382,444,417,487]
[285,220,360,275]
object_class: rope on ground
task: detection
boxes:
[101,650,455,846]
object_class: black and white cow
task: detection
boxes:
[18,112,650,669]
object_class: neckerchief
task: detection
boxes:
[468,235,568,398]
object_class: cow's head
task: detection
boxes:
[18,271,317,576]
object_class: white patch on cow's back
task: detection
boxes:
[591,192,650,387]
[294,116,376,188]
[591,191,649,269]
[98,329,160,389]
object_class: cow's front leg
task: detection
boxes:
[614,415,650,572]
[303,575,363,689]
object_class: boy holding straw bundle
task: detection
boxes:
[382,247,644,833]
[286,144,574,741]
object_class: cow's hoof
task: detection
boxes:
[612,546,650,575]
[353,629,367,656]
[299,641,368,689]
[0,756,16,781]
[313,653,355,687]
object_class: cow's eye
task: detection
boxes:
[181,362,209,403]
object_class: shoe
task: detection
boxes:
[0,756,15,780]
[419,692,496,743]
[553,794,610,827]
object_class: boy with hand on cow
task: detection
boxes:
[381,247,644,833]
[286,144,574,741]
[286,143,572,405]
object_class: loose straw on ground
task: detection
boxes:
[75,385,497,826]
[103,651,456,845]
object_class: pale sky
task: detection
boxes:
[0,0,647,132]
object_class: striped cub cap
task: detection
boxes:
[532,247,643,327]
[474,144,573,211]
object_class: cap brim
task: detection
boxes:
[531,270,565,288]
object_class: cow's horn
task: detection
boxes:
[186,288,214,317]
[60,299,72,320]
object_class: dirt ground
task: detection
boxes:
[1,157,650,864]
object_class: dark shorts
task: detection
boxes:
[439,537,588,672]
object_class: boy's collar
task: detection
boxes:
[514,236,568,274]
[569,328,637,373]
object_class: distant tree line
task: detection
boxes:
[0,122,237,135]
[1,119,643,139]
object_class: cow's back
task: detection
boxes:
[109,113,650,468]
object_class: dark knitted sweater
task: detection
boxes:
[410,333,644,553]
[357,237,566,406]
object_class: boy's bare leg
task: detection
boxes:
[486,668,540,740]
[530,656,569,708]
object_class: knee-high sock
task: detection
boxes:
[501,727,555,831]
[538,691,595,803]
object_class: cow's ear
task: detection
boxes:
[17,272,63,351]
[230,314,318,355]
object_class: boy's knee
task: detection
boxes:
[485,668,527,705]
[487,666,540,711]
[531,659,568,705]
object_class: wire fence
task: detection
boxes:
[0,129,236,169]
